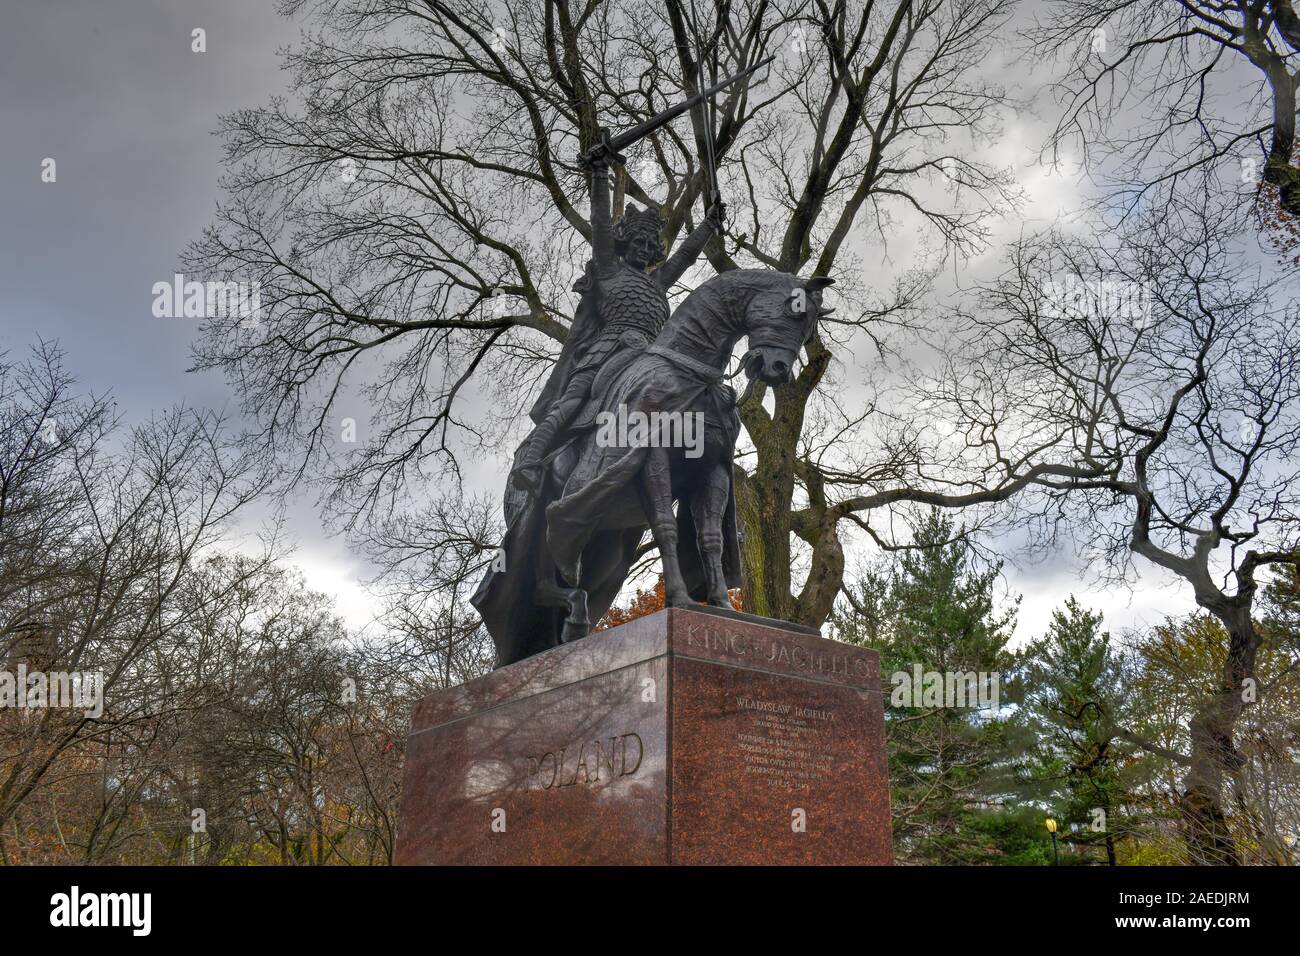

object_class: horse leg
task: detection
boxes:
[561,555,590,643]
[638,446,693,607]
[572,529,635,633]
[532,527,587,646]
[689,461,734,608]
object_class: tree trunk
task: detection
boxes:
[736,388,803,621]
[1100,794,1117,865]
[1179,605,1258,865]
[735,337,839,624]
[1249,20,1300,214]
[1266,74,1299,216]
[736,445,797,621]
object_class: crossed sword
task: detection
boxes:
[580,55,774,208]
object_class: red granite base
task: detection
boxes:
[394,607,891,865]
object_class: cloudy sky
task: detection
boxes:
[0,1,378,623]
[0,0,1198,644]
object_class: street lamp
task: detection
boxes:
[1045,818,1060,866]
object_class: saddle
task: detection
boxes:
[570,331,650,431]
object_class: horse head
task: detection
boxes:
[737,274,835,385]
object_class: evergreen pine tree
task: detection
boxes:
[1018,597,1135,865]
[837,510,1027,864]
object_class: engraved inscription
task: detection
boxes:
[525,732,644,791]
[685,623,872,680]
[734,696,836,790]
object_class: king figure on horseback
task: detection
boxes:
[509,141,724,494]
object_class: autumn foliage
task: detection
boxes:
[596,578,743,630]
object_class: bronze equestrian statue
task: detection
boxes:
[472,68,834,668]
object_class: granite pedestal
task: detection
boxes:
[394,607,891,865]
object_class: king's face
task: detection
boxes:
[623,230,663,270]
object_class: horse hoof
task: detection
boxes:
[561,620,590,643]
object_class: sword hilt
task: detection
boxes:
[580,128,627,169]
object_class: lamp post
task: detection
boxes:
[1045,818,1060,866]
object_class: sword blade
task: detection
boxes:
[603,55,774,155]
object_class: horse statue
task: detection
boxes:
[472,269,834,667]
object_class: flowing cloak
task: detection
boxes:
[471,340,744,668]
[472,266,608,666]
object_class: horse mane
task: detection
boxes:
[672,268,796,322]
[657,268,800,353]
[694,268,798,296]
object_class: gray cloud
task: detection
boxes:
[0,1,1200,641]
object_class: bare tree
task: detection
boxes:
[914,195,1300,862]
[357,494,498,688]
[185,0,1018,626]
[0,343,269,839]
[1033,1,1300,218]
